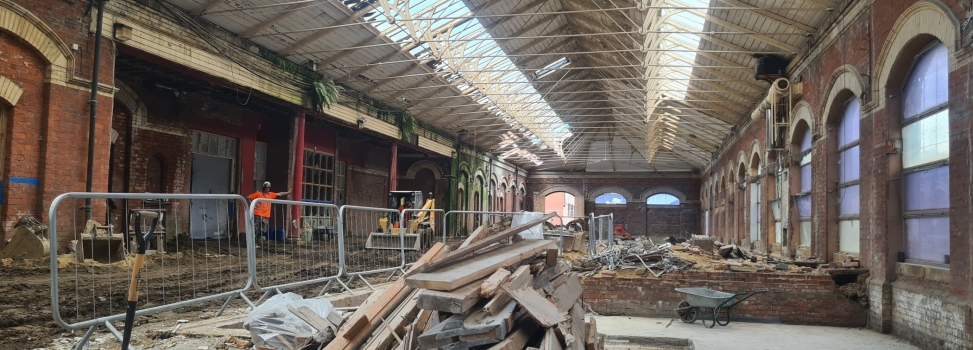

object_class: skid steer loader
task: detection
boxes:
[365,191,435,251]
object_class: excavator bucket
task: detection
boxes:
[76,220,124,263]
[0,217,50,260]
[364,230,422,250]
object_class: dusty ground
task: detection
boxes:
[0,232,469,350]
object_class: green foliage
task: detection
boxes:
[399,111,416,141]
[311,77,342,113]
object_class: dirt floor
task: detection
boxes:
[0,232,467,350]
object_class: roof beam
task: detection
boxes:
[684,8,799,52]
[716,0,816,33]
[239,3,314,37]
[278,2,379,56]
[191,0,223,15]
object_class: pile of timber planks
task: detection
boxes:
[324,213,602,350]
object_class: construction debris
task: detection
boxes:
[244,293,340,350]
[568,237,694,277]
[318,215,597,350]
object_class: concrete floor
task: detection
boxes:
[594,316,919,350]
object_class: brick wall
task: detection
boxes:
[340,136,390,208]
[890,279,968,350]
[581,272,867,327]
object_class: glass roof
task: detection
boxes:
[349,0,573,165]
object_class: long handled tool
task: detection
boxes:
[121,211,160,350]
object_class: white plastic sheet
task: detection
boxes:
[512,212,545,239]
[244,292,336,350]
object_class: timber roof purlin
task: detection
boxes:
[166,0,838,172]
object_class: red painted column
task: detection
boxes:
[292,111,306,224]
[390,143,398,192]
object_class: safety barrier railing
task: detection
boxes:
[249,198,345,303]
[337,205,404,289]
[400,208,446,266]
[49,192,254,348]
[589,213,615,259]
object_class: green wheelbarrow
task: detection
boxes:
[673,288,767,328]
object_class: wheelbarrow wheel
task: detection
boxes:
[677,301,697,323]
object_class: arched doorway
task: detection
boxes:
[544,192,576,225]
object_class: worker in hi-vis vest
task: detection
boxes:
[248,181,289,239]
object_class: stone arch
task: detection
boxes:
[586,186,634,202]
[749,141,762,176]
[0,76,24,106]
[404,160,443,180]
[640,187,687,203]
[789,101,814,143]
[536,185,584,215]
[0,0,74,85]
[874,1,958,110]
[115,80,185,136]
[821,64,866,129]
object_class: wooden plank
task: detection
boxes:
[479,268,512,298]
[405,213,556,277]
[483,265,531,315]
[286,305,334,335]
[416,281,481,313]
[361,289,421,350]
[550,275,583,313]
[541,328,564,350]
[324,243,447,350]
[460,300,516,339]
[486,315,540,350]
[546,248,559,267]
[585,318,597,350]
[459,225,487,249]
[407,240,556,291]
[573,232,587,252]
[417,314,465,349]
[502,285,567,327]
[570,302,586,350]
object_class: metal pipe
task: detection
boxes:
[84,0,107,221]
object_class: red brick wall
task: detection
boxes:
[582,273,867,327]
[339,136,390,208]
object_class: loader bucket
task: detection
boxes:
[0,223,50,260]
[76,220,125,263]
[364,231,421,250]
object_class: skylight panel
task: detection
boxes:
[533,57,571,80]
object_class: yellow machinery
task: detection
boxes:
[366,191,435,250]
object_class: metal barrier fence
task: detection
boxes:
[337,205,404,288]
[49,192,255,348]
[589,213,614,256]
[401,208,446,266]
[249,198,345,302]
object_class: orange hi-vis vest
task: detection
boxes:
[249,191,278,218]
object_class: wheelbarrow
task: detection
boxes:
[673,288,767,328]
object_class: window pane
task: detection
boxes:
[647,193,679,205]
[903,110,949,168]
[905,216,950,263]
[903,43,948,120]
[839,146,860,183]
[838,98,860,147]
[595,193,627,204]
[800,220,811,246]
[838,219,860,253]
[903,166,950,211]
[749,183,759,242]
[796,194,811,217]
[799,128,811,153]
[839,185,860,215]
[800,164,811,192]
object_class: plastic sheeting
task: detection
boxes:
[511,211,545,239]
[244,292,336,350]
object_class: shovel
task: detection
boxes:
[121,211,160,350]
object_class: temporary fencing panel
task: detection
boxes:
[48,193,255,348]
[249,198,344,300]
[400,208,446,266]
[338,205,405,288]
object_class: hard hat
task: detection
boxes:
[262,181,271,188]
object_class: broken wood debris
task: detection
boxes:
[321,217,593,350]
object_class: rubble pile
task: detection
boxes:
[569,237,695,277]
[304,212,603,350]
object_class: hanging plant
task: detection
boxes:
[399,110,416,141]
[311,77,341,114]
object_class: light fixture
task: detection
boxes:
[113,23,133,42]
[357,118,366,129]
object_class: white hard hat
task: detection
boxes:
[262,181,271,188]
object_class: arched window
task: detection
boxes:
[795,127,812,247]
[837,97,861,253]
[647,193,679,206]
[595,193,627,204]
[901,42,950,264]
